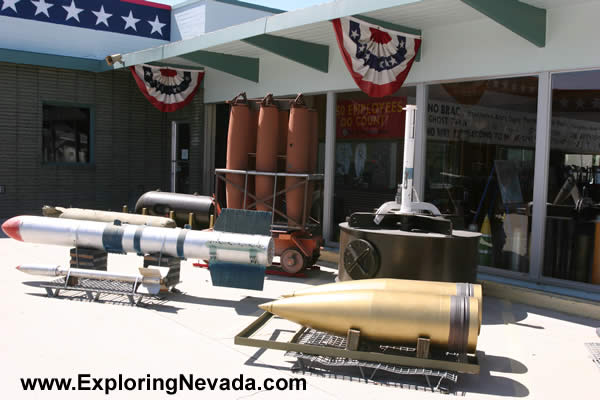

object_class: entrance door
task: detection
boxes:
[171,121,191,193]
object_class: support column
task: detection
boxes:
[170,121,177,193]
[414,84,429,200]
[323,91,337,244]
[203,104,217,195]
[530,72,552,279]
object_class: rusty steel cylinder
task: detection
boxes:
[260,290,479,353]
[226,95,253,210]
[285,104,311,225]
[283,278,482,329]
[255,98,279,211]
[278,110,289,156]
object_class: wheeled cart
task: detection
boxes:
[215,168,323,273]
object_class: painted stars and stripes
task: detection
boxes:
[0,0,170,40]
[130,64,204,112]
[332,16,421,97]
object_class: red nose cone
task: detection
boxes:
[2,217,23,241]
[16,265,21,270]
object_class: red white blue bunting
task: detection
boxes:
[332,17,421,98]
[130,64,204,112]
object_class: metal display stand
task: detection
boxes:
[215,168,325,273]
[289,349,458,393]
[39,277,160,306]
[215,168,324,230]
[35,242,177,305]
[235,312,480,382]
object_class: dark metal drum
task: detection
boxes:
[135,191,215,228]
[338,222,481,283]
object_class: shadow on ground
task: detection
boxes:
[22,280,273,315]
[264,265,337,284]
[483,295,599,328]
[459,351,529,397]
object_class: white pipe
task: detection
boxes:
[401,105,417,214]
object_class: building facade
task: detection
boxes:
[3,0,600,299]
[0,0,276,218]
[118,0,600,298]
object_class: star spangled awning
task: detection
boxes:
[130,64,204,112]
[0,0,170,40]
[332,16,421,98]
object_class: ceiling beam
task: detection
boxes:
[460,0,546,47]
[179,50,259,82]
[242,34,329,73]
[352,15,422,61]
[0,48,109,72]
[149,61,205,71]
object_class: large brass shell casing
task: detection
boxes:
[283,278,482,329]
[260,290,479,353]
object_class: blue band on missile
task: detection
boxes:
[102,225,125,253]
[176,229,188,259]
[133,226,145,255]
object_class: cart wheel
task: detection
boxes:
[280,248,306,274]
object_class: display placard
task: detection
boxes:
[336,97,407,139]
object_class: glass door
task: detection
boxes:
[171,121,191,194]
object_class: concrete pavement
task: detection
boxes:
[1,238,598,399]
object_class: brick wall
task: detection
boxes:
[0,62,205,218]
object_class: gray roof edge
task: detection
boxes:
[119,0,422,68]
[173,0,284,14]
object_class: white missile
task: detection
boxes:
[2,216,273,266]
[16,264,169,294]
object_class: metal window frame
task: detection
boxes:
[315,70,600,296]
[170,120,192,193]
[170,121,178,193]
[413,83,429,199]
[534,69,600,294]
[323,91,337,246]
[529,71,552,281]
[41,101,95,166]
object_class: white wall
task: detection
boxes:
[205,1,275,33]
[171,1,207,41]
[203,2,600,102]
[171,0,276,41]
[0,16,168,60]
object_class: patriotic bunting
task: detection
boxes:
[130,64,204,112]
[332,16,421,98]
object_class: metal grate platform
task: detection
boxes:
[39,277,160,306]
[285,328,459,393]
[585,343,600,371]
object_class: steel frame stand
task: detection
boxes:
[40,277,154,306]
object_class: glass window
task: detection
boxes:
[330,87,416,241]
[425,77,538,272]
[42,105,91,163]
[544,70,600,285]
